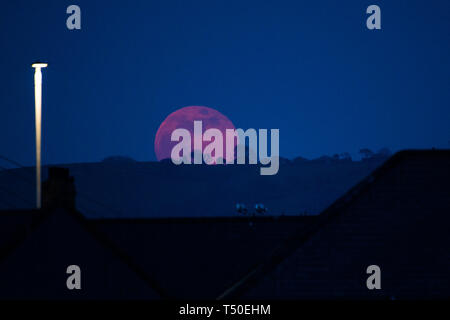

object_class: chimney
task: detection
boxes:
[42,167,76,210]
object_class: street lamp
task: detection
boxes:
[32,62,48,209]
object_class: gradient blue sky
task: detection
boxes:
[1,0,449,166]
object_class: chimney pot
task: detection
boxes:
[42,167,76,210]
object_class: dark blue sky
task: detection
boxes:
[1,0,449,166]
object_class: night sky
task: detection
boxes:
[1,0,449,167]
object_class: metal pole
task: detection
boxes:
[32,62,47,209]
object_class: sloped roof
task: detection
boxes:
[0,209,45,261]
[0,208,317,299]
[90,216,317,299]
[218,150,450,299]
[0,208,167,298]
[2,150,447,299]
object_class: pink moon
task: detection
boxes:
[154,106,237,162]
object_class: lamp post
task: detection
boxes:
[32,62,48,209]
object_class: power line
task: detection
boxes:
[0,155,29,169]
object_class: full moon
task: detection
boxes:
[154,106,237,162]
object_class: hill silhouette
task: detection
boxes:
[0,154,388,218]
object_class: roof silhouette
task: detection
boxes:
[219,150,450,299]
[0,150,449,299]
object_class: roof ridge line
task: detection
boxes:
[216,150,411,300]
[64,209,172,299]
[0,208,171,299]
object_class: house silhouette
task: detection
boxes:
[222,150,450,299]
[0,150,449,299]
